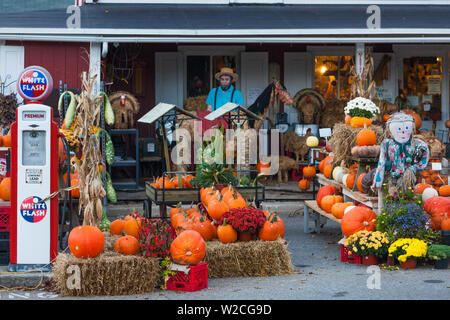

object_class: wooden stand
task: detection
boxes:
[303,200,341,233]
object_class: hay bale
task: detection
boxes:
[328,123,384,166]
[52,252,160,296]
[204,239,294,278]
[184,95,208,111]
[320,99,347,128]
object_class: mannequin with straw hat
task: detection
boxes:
[206,67,244,112]
[371,112,429,195]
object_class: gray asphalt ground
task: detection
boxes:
[1,208,448,301]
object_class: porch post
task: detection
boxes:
[355,43,365,79]
[89,42,102,95]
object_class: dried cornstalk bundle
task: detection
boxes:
[349,52,377,100]
[75,72,107,226]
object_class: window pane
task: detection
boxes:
[186,56,210,98]
[314,56,352,100]
[403,56,442,121]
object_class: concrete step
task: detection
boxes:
[0,266,52,289]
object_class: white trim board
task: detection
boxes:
[2,28,450,36]
[87,1,450,5]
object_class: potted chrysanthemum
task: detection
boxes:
[388,238,428,269]
[345,230,390,266]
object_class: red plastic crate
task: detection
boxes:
[167,262,208,292]
[0,207,10,232]
[340,244,362,264]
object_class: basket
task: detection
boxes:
[167,262,208,292]
[0,207,10,232]
[340,244,362,264]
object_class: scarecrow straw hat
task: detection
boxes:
[215,67,239,82]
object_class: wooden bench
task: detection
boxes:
[303,200,341,233]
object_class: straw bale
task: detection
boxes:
[52,252,160,296]
[103,232,122,252]
[204,239,294,278]
[328,123,384,167]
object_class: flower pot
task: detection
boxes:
[434,259,449,270]
[400,258,417,269]
[362,254,378,266]
[214,184,225,192]
[238,232,253,242]
[441,230,450,246]
[387,256,396,266]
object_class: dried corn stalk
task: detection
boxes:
[349,51,377,100]
[74,72,106,226]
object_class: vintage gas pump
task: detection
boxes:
[9,66,58,272]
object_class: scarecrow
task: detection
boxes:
[371,112,429,195]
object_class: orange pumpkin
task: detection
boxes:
[207,195,230,221]
[2,135,11,148]
[324,164,333,179]
[441,213,450,230]
[217,221,237,244]
[256,161,271,175]
[414,182,433,194]
[356,128,377,146]
[350,117,371,128]
[341,206,377,237]
[303,166,316,178]
[0,178,11,201]
[192,215,216,241]
[345,173,356,189]
[298,179,310,191]
[70,179,80,198]
[356,173,366,193]
[439,185,450,196]
[316,185,339,208]
[170,230,206,265]
[109,219,126,235]
[124,218,140,238]
[258,214,281,241]
[114,235,139,255]
[331,202,354,219]
[68,225,105,259]
[321,195,344,213]
[319,155,334,173]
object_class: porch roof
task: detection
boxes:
[1,4,450,43]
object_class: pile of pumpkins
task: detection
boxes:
[68,214,142,259]
[316,185,377,237]
[423,196,450,231]
[170,186,285,245]
[297,165,317,191]
[351,127,380,158]
[150,174,195,189]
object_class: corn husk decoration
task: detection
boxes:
[74,72,107,226]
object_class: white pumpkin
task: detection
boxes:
[306,136,319,147]
[344,205,357,215]
[332,166,349,183]
[422,187,438,203]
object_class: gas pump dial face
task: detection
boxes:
[22,130,46,166]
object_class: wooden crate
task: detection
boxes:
[145,182,200,204]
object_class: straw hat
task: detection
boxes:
[215,67,239,82]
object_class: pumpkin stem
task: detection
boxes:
[363,221,369,227]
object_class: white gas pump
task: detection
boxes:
[9,66,58,272]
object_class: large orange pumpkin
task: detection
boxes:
[114,235,139,255]
[341,207,377,237]
[258,215,282,241]
[415,182,433,194]
[68,225,105,259]
[316,185,339,208]
[207,196,229,221]
[0,178,11,201]
[170,230,206,265]
[321,195,344,213]
[124,219,140,238]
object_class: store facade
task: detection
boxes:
[0,1,450,139]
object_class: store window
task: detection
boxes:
[402,56,442,121]
[186,55,237,98]
[314,56,353,100]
